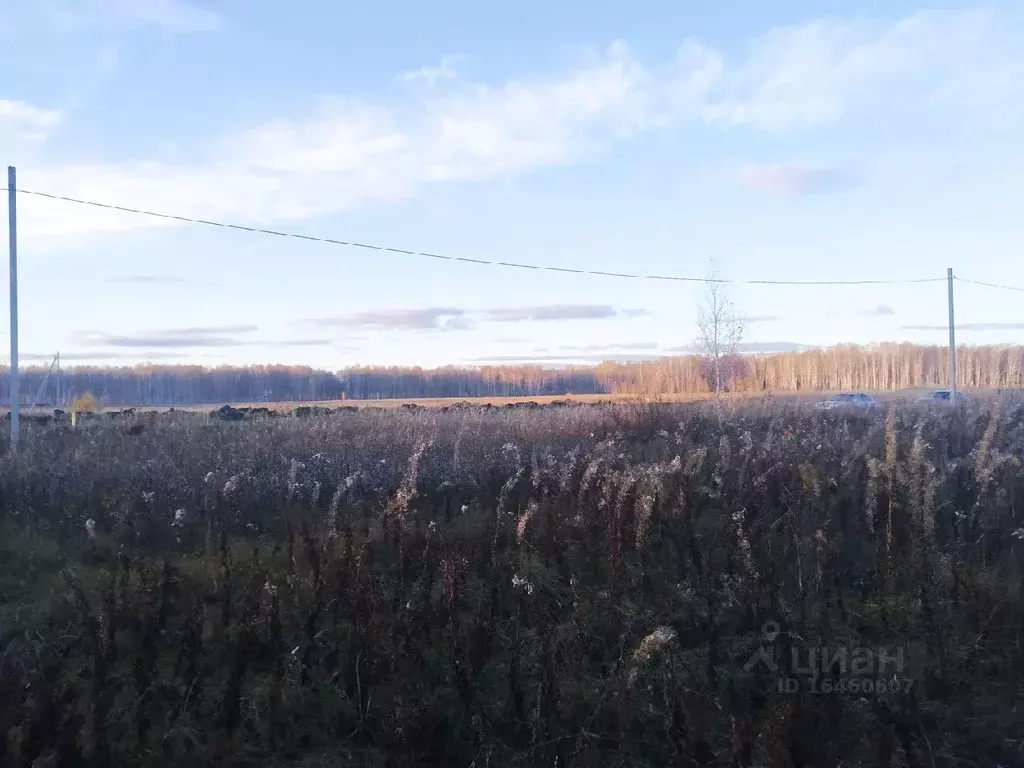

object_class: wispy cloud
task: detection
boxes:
[693,9,1021,130]
[269,338,334,347]
[109,274,187,284]
[0,99,63,137]
[400,55,464,86]
[861,304,895,317]
[16,8,1024,241]
[311,308,466,331]
[310,305,646,331]
[161,325,258,335]
[737,164,852,195]
[73,324,258,348]
[903,322,1024,332]
[484,305,638,322]
[555,342,660,351]
[74,333,244,348]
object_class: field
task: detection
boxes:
[5,387,1002,418]
[2,396,1023,766]
[10,392,713,417]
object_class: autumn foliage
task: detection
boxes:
[68,391,99,413]
[4,342,1024,406]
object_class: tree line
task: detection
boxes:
[1,343,1021,407]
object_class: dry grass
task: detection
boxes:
[1,396,1022,766]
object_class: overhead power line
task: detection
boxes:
[954,276,1024,294]
[0,185,953,286]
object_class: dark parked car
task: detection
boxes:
[915,389,968,404]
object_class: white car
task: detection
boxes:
[814,392,879,410]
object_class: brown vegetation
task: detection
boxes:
[1,396,1023,765]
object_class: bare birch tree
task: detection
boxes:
[696,260,746,402]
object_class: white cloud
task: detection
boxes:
[15,8,1024,243]
[16,44,651,242]
[0,99,63,131]
[401,55,464,87]
[703,9,1023,130]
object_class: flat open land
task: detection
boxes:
[132,387,998,411]
[5,387,1005,416]
[2,395,1022,765]
[206,387,998,410]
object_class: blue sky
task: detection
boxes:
[3,0,1024,369]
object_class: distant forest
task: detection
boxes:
[2,343,1022,407]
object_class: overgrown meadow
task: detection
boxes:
[1,398,1023,767]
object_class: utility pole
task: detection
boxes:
[947,267,957,399]
[30,352,60,410]
[8,167,18,451]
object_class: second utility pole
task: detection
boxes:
[8,166,18,452]
[947,267,957,399]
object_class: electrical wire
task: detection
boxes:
[954,276,1024,294]
[1,185,951,286]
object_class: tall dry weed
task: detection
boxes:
[2,394,1023,765]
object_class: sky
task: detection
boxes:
[2,0,1024,370]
